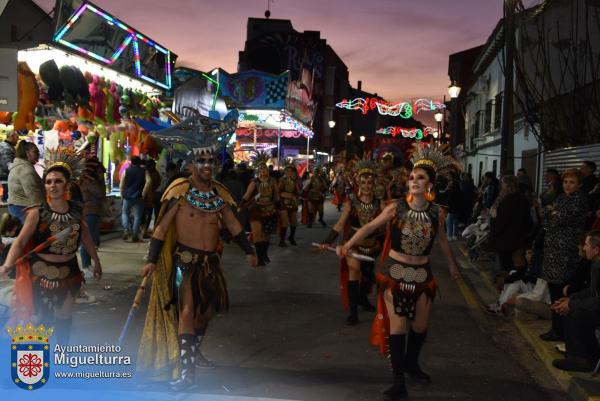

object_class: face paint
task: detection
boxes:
[193,155,215,169]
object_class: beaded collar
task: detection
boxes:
[185,187,225,212]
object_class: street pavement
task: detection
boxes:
[29,203,569,400]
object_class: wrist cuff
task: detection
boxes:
[147,238,165,264]
[232,231,255,255]
[322,229,339,245]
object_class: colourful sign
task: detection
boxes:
[218,70,289,109]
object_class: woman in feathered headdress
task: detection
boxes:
[240,151,279,266]
[320,158,384,325]
[277,160,300,246]
[337,143,461,400]
[0,148,102,344]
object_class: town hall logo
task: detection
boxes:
[7,324,53,390]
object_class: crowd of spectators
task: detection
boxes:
[461,161,600,373]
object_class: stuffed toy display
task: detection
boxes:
[14,62,39,132]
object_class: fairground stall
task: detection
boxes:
[1,0,177,230]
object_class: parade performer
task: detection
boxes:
[302,166,328,228]
[388,167,409,200]
[374,167,389,202]
[330,167,347,212]
[240,152,279,265]
[278,162,300,246]
[138,147,257,390]
[0,149,102,344]
[337,143,460,400]
[321,160,383,325]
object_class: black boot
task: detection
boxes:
[359,262,376,312]
[194,328,215,368]
[54,317,72,346]
[171,334,197,391]
[383,334,408,400]
[279,227,288,247]
[405,329,431,384]
[318,212,326,227]
[288,226,297,245]
[307,214,313,228]
[264,242,271,263]
[255,242,266,266]
[346,280,359,326]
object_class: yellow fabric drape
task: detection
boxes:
[136,213,180,380]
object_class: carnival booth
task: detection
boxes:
[1,0,177,231]
[212,68,316,166]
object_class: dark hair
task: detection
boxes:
[484,171,495,179]
[131,156,142,166]
[44,165,70,181]
[518,168,527,174]
[412,165,436,183]
[546,168,559,176]
[587,230,600,249]
[145,159,157,171]
[15,141,37,159]
[166,162,177,173]
[583,161,597,172]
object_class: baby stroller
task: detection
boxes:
[462,214,490,262]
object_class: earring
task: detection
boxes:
[46,195,52,203]
[64,190,71,201]
[405,193,414,204]
[424,188,435,202]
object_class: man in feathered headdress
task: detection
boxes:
[138,141,257,390]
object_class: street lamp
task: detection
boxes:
[328,120,336,128]
[359,135,365,142]
[448,81,461,99]
[434,110,444,143]
[345,130,352,161]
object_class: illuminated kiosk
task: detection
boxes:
[213,68,316,166]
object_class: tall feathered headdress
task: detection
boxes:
[409,143,461,174]
[252,150,271,168]
[356,159,376,177]
[149,109,239,159]
[44,147,85,181]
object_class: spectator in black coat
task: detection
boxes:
[489,175,533,273]
[552,230,600,372]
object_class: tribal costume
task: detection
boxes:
[341,143,460,401]
[302,169,328,227]
[322,160,382,325]
[138,177,252,384]
[331,170,347,211]
[278,164,300,246]
[9,149,90,345]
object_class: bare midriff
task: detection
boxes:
[389,249,429,266]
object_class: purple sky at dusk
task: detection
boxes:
[35,0,507,102]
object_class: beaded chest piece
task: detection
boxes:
[35,202,82,255]
[255,178,275,203]
[392,200,439,257]
[185,187,225,212]
[281,176,298,194]
[351,197,380,228]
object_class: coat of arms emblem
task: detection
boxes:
[7,324,53,390]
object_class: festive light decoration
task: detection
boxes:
[238,110,314,139]
[335,97,445,118]
[53,1,173,89]
[376,126,436,140]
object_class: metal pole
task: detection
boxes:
[500,0,516,174]
[306,135,310,167]
[277,113,282,164]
